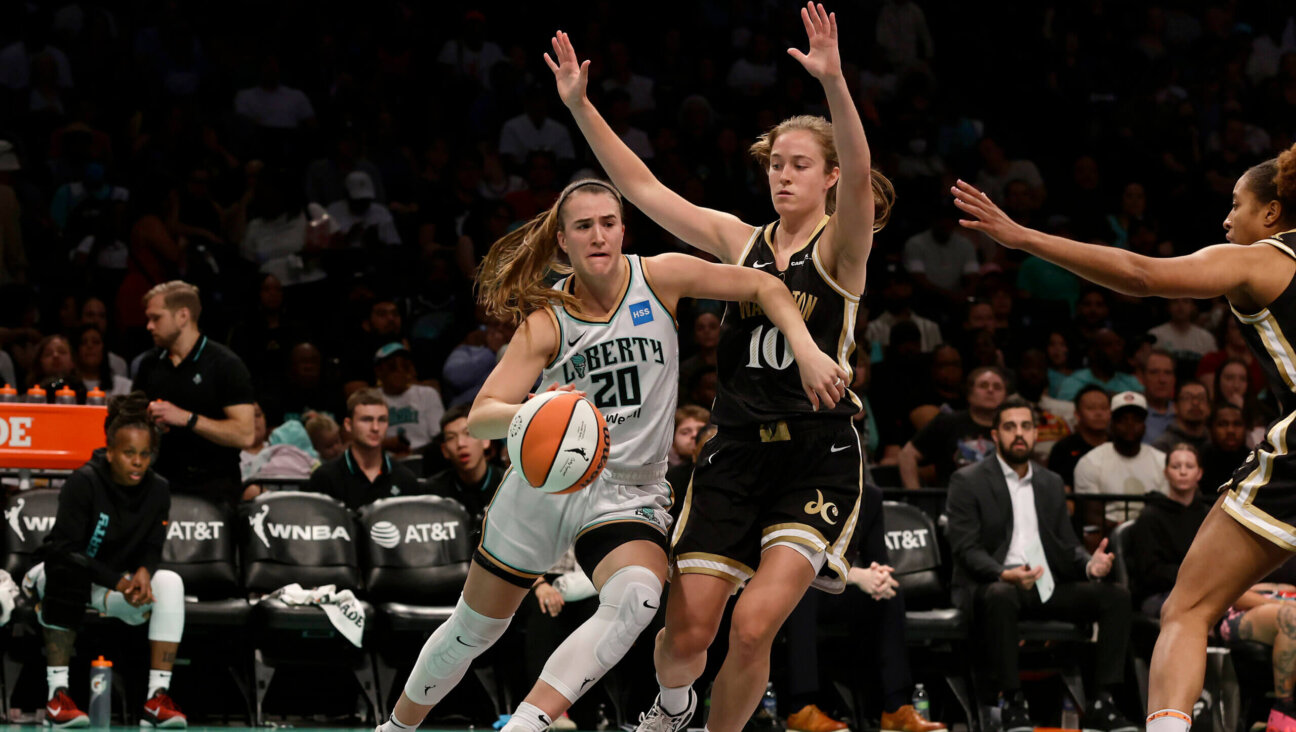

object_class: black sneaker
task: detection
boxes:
[1002,694,1033,732]
[1083,694,1137,732]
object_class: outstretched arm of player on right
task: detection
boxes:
[467,311,557,440]
[953,179,1266,301]
[546,31,754,263]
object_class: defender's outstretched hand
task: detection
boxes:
[951,179,1031,249]
[787,3,842,82]
[545,31,590,109]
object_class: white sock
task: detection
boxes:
[47,666,69,699]
[502,702,553,732]
[378,712,416,732]
[147,669,172,697]
[658,680,692,716]
[1147,709,1191,732]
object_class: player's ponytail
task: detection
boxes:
[1244,142,1296,228]
[477,179,622,325]
[104,390,160,449]
[749,115,895,232]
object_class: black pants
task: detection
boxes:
[972,580,1131,693]
[785,585,912,714]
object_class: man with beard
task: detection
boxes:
[1199,403,1250,492]
[946,397,1133,732]
[132,281,256,504]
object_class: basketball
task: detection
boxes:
[507,390,609,494]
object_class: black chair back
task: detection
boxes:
[3,489,60,579]
[882,500,945,610]
[160,495,239,599]
[239,492,360,593]
[358,496,472,604]
[1109,519,1135,591]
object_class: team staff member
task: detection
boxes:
[132,281,255,503]
[306,388,421,511]
[425,404,505,542]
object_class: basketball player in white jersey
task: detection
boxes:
[375,178,845,732]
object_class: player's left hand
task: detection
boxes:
[147,400,190,428]
[796,349,848,411]
[1087,537,1114,579]
[787,3,842,82]
[124,567,154,607]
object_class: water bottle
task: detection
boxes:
[912,683,930,720]
[89,656,112,727]
[86,387,107,406]
[25,385,46,403]
[54,386,76,405]
[757,682,781,730]
[0,384,17,402]
[1061,695,1079,730]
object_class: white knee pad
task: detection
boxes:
[146,570,185,643]
[404,596,513,706]
[539,565,662,702]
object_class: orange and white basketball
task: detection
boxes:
[506,391,609,494]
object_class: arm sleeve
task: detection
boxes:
[46,474,122,588]
[944,469,1005,583]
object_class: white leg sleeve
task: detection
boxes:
[538,565,662,703]
[145,570,184,643]
[404,596,513,706]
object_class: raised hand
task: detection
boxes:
[544,31,590,109]
[787,3,842,82]
[1088,537,1115,579]
[951,179,1031,249]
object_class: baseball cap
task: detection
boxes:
[0,141,18,172]
[373,342,411,365]
[1110,391,1148,416]
[345,171,376,201]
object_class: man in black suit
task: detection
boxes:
[946,397,1135,732]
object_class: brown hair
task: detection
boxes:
[476,179,623,325]
[27,334,72,387]
[346,387,387,419]
[674,405,711,428]
[143,280,202,323]
[748,115,895,230]
[1164,441,1200,467]
[1243,142,1296,227]
[304,412,339,441]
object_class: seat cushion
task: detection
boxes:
[378,602,455,633]
[904,608,968,641]
[184,598,253,627]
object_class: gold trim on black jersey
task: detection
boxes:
[761,215,831,269]
[1231,302,1296,392]
[1223,410,1296,550]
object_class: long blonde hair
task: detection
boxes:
[477,179,624,325]
[749,115,895,231]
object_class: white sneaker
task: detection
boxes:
[636,689,697,732]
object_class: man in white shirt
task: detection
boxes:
[945,397,1132,732]
[498,89,574,168]
[1074,391,1169,527]
[1147,298,1217,359]
[902,214,979,302]
[374,343,444,456]
[865,268,942,352]
[233,57,315,130]
[326,171,400,248]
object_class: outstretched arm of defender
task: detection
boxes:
[646,254,847,410]
[546,31,754,263]
[468,312,557,439]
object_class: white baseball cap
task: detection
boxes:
[1111,390,1148,416]
[345,170,376,201]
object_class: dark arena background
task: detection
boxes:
[0,1,1294,731]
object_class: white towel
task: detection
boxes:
[267,583,365,647]
[0,569,18,626]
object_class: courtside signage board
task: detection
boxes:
[0,405,107,470]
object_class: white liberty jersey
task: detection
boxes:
[541,255,679,482]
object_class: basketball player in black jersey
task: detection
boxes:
[954,143,1296,732]
[546,6,893,732]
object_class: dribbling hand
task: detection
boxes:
[787,3,842,82]
[545,31,590,109]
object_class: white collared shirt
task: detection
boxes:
[999,454,1042,568]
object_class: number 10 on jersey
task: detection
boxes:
[747,324,795,370]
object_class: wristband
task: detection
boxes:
[186,412,199,430]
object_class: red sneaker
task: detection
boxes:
[141,690,187,728]
[45,688,89,729]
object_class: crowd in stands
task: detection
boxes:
[2,0,1296,727]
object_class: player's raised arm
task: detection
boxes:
[546,31,755,263]
[787,3,889,281]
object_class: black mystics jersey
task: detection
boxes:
[1233,230,1296,416]
[711,215,862,427]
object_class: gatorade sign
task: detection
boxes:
[0,405,107,470]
